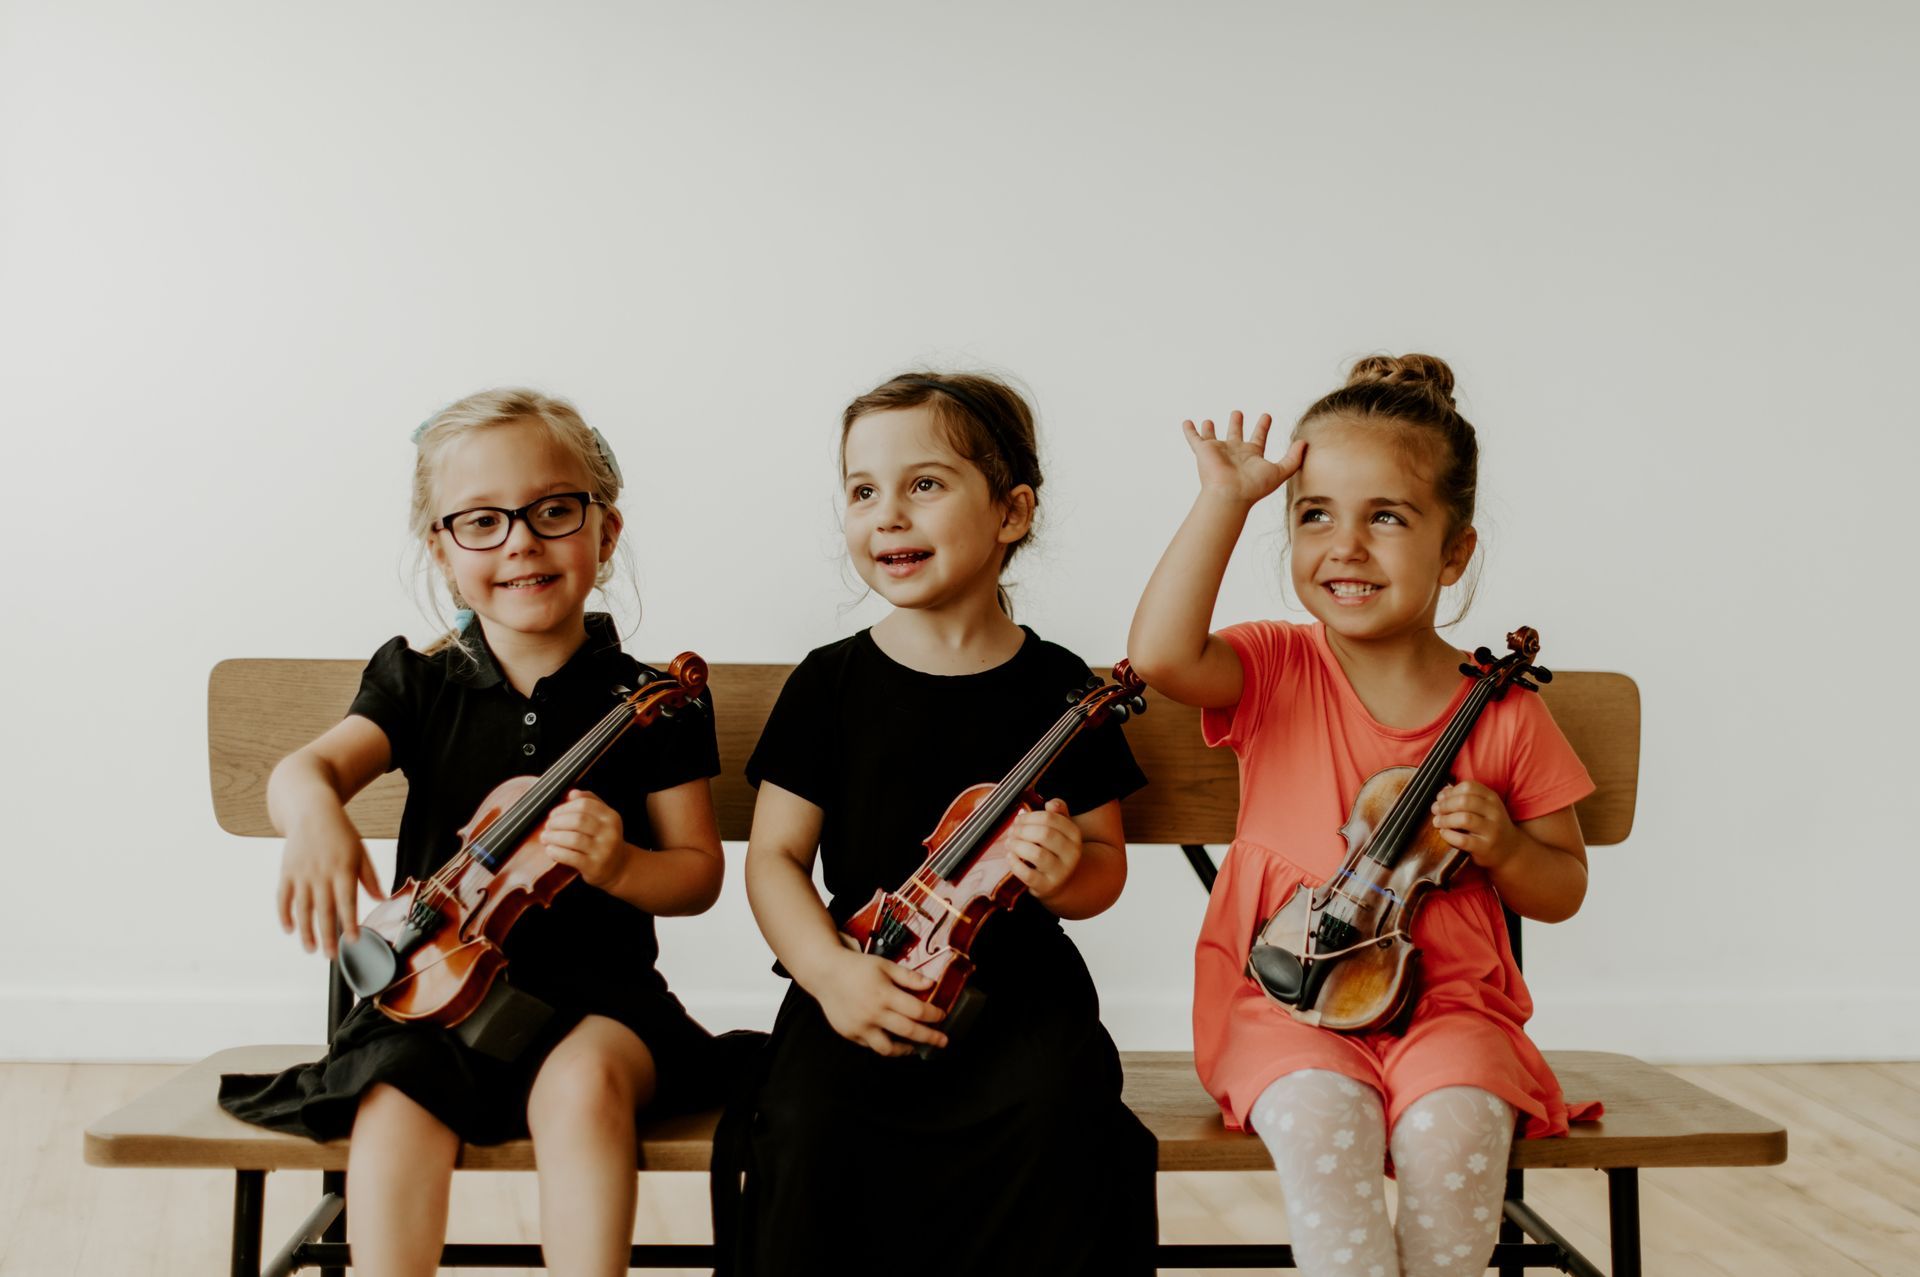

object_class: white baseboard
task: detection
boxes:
[5,987,1917,1064]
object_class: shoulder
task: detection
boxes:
[1213,619,1318,680]
[1017,628,1103,680]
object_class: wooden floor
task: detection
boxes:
[5,1061,1915,1275]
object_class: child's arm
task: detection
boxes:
[1127,413,1306,709]
[1431,784,1589,922]
[540,779,724,916]
[744,782,949,1057]
[269,715,392,958]
[1003,797,1128,920]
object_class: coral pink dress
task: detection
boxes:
[1194,621,1599,1138]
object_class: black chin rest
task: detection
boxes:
[1249,943,1307,1005]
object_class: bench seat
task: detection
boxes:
[86,1045,1787,1175]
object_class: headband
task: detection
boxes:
[897,378,1032,485]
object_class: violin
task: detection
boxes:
[841,662,1149,1054]
[336,653,708,1030]
[1247,628,1551,1033]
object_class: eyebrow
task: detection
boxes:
[1292,495,1427,515]
[446,483,584,509]
[845,460,963,483]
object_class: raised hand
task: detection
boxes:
[1183,411,1307,504]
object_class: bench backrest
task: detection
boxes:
[210,660,1638,846]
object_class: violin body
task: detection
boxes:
[351,775,578,1025]
[336,653,707,1030]
[1246,628,1550,1034]
[1250,764,1470,1032]
[838,663,1149,1053]
[840,782,1037,1022]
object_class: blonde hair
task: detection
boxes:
[409,387,627,655]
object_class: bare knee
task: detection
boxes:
[352,1083,458,1154]
[528,1042,654,1135]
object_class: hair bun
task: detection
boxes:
[1346,353,1456,404]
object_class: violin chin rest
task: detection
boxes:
[338,931,398,999]
[1249,944,1307,1006]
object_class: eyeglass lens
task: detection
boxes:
[446,495,589,550]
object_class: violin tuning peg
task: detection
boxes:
[1515,678,1539,693]
[1474,646,1495,665]
[1109,704,1130,722]
[1458,662,1481,679]
[1533,666,1554,684]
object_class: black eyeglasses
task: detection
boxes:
[433,492,604,551]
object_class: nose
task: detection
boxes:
[874,489,910,531]
[1328,518,1369,561]
[500,512,543,553]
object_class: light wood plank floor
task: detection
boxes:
[5,1061,1913,1275]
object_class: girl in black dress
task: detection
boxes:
[714,373,1157,1274]
[219,388,727,1277]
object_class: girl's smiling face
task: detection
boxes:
[1288,417,1476,645]
[842,405,1032,614]
[428,418,621,641]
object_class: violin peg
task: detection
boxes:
[1473,646,1495,665]
[1533,666,1554,683]
[1515,678,1539,693]
[1109,704,1131,722]
[1458,662,1481,679]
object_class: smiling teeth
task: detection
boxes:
[501,577,556,588]
[1329,582,1380,597]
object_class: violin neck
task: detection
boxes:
[927,703,1092,880]
[467,694,640,870]
[1363,676,1501,872]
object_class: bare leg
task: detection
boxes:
[1389,1086,1515,1277]
[526,1014,659,1277]
[1250,1069,1400,1276]
[345,1083,460,1277]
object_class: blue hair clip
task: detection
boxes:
[590,426,624,487]
[454,608,475,632]
[411,418,433,445]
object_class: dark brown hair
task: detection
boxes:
[839,371,1045,576]
[1295,353,1479,538]
[1293,353,1481,624]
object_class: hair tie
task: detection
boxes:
[590,426,624,487]
[410,418,433,445]
[454,608,475,632]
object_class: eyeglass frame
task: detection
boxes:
[432,491,607,551]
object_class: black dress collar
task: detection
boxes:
[446,612,625,690]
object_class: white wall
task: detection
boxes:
[2,1,1914,1064]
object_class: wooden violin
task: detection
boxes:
[337,653,708,1029]
[840,662,1149,1054]
[1247,628,1551,1033]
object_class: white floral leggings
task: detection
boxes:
[1249,1070,1515,1276]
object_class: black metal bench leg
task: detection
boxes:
[320,1169,347,1277]
[1607,1167,1641,1277]
[232,1170,265,1277]
[1498,1166,1525,1275]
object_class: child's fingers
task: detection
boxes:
[863,1028,913,1058]
[312,889,338,959]
[1225,410,1245,442]
[885,988,945,1023]
[357,851,385,902]
[333,875,360,944]
[1248,413,1274,449]
[879,959,935,992]
[1277,437,1307,476]
[277,878,295,933]
[880,1010,948,1048]
[289,881,313,949]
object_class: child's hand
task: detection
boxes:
[1183,411,1307,504]
[1004,798,1082,901]
[278,806,385,959]
[813,948,949,1057]
[541,789,633,888]
[1430,782,1522,869]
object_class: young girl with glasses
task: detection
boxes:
[220,388,729,1277]
[709,372,1157,1275]
[1128,355,1595,1277]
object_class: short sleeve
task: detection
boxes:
[346,636,425,775]
[745,655,833,806]
[1201,621,1301,752]
[1497,691,1597,824]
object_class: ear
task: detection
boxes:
[597,504,624,563]
[1439,524,1477,587]
[996,485,1036,546]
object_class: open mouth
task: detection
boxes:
[1325,581,1382,600]
[498,574,560,590]
[876,550,932,577]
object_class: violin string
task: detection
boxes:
[1364,673,1505,867]
[928,708,1085,879]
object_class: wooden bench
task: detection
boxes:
[86,659,1787,1275]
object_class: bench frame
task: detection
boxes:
[83,659,1785,1275]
